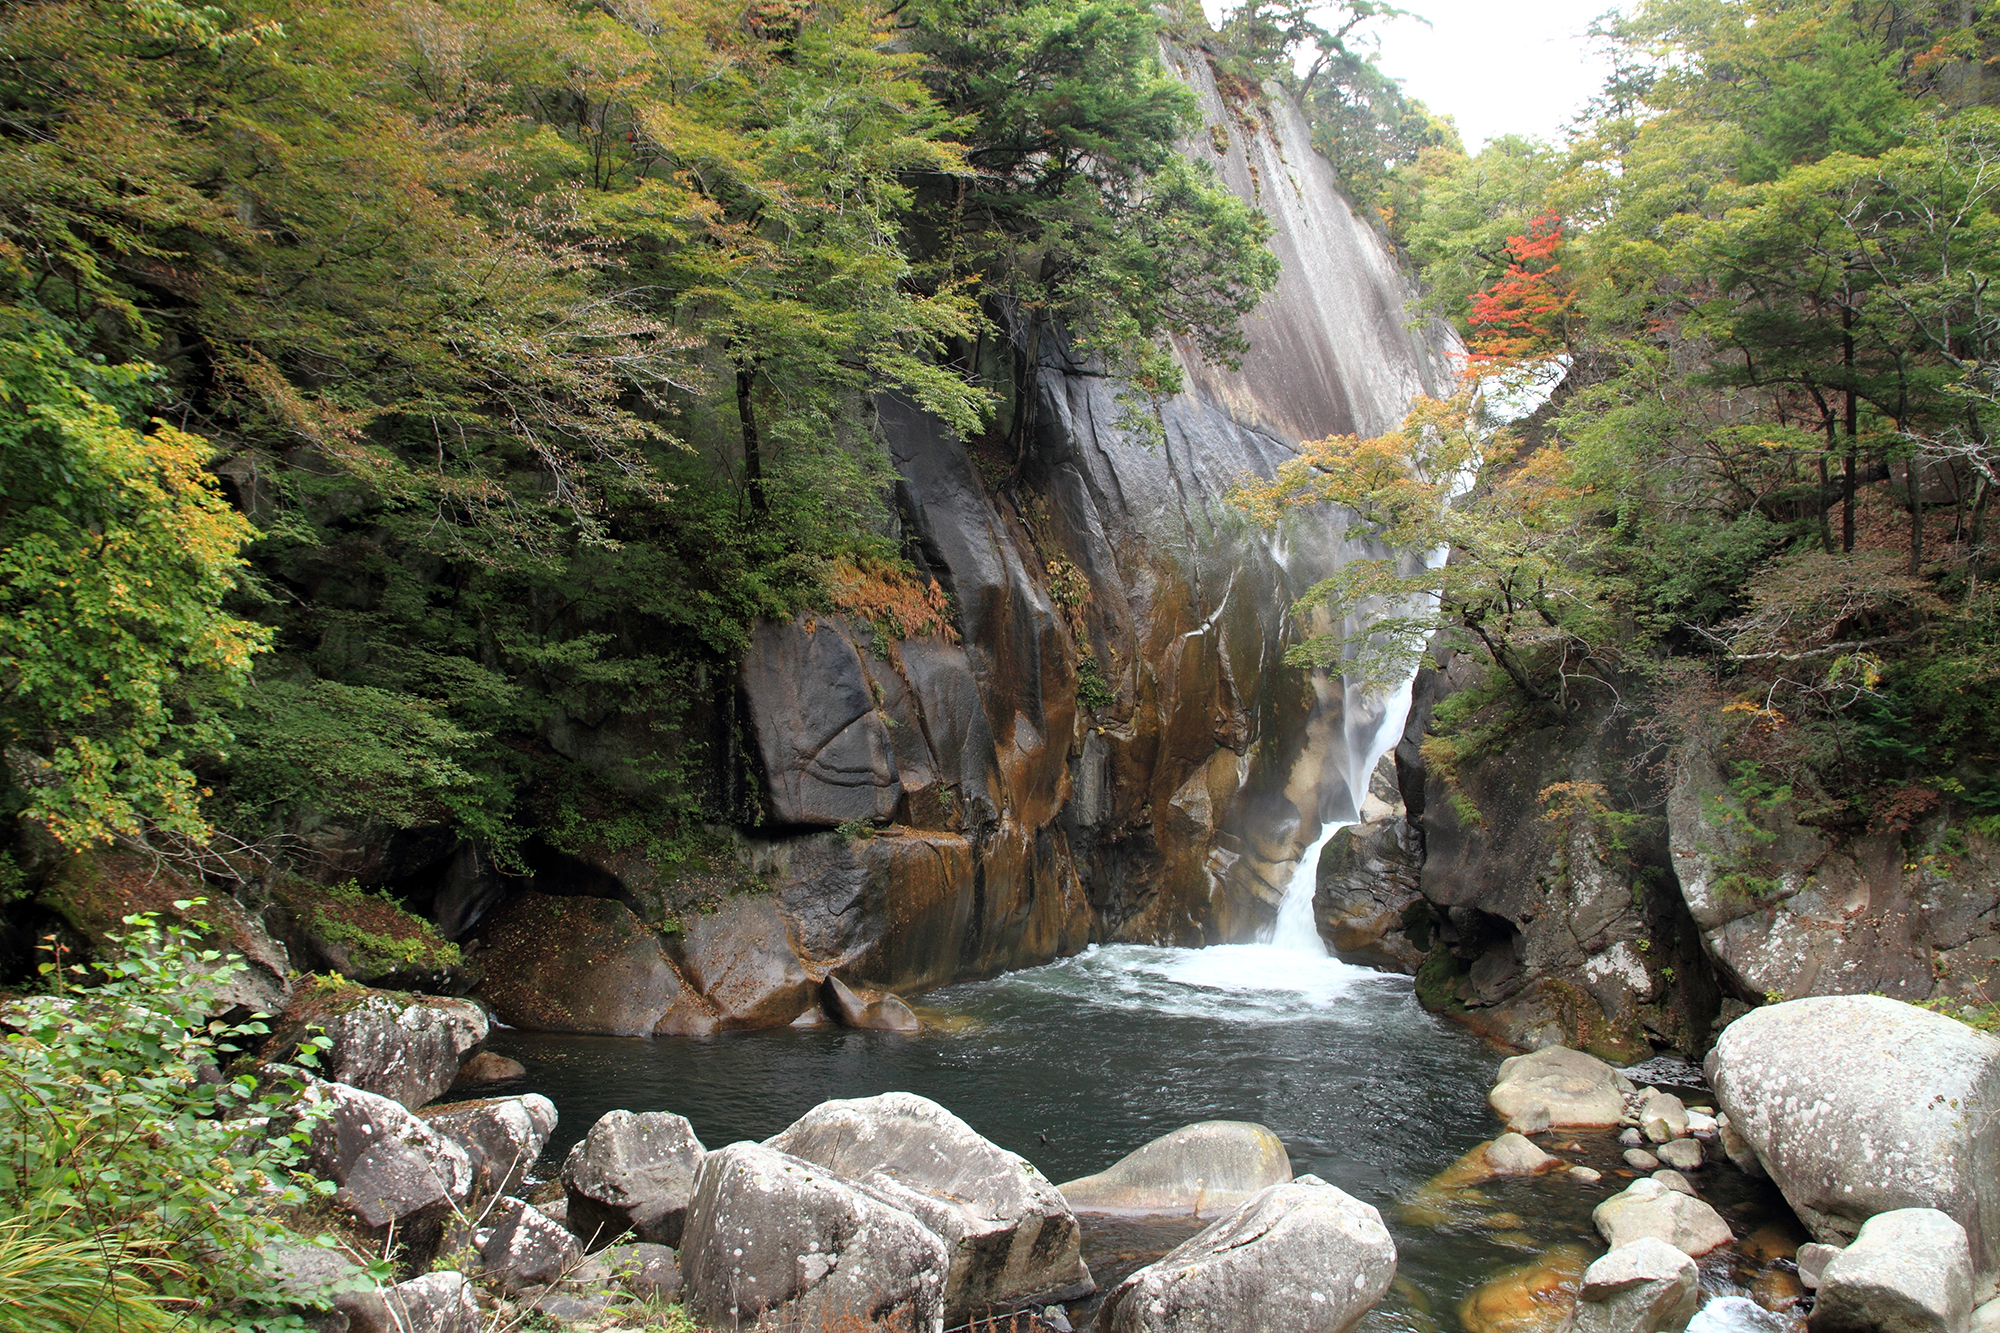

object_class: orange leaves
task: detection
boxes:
[1465,210,1574,368]
[823,554,959,643]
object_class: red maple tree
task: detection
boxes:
[1465,211,1575,366]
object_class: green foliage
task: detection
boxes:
[0,906,354,1316]
[0,317,267,850]
[1076,654,1117,713]
[0,1215,183,1333]
[284,881,463,976]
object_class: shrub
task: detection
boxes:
[0,904,341,1320]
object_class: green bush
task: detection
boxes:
[0,904,346,1322]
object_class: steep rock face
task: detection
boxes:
[470,63,1454,1030]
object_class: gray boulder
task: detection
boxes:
[1485,1133,1559,1175]
[1572,1238,1700,1333]
[1706,996,2000,1278]
[297,991,487,1110]
[1625,1149,1662,1171]
[681,1141,950,1333]
[418,1093,556,1198]
[1656,1139,1703,1171]
[601,1242,682,1301]
[1652,1170,1697,1197]
[1488,1047,1634,1132]
[296,1079,474,1218]
[561,1109,705,1248]
[1798,1242,1843,1289]
[335,1271,479,1333]
[766,1091,1091,1319]
[1096,1176,1397,1333]
[452,1051,527,1088]
[1974,1298,2000,1333]
[1640,1091,1689,1145]
[1057,1121,1291,1216]
[262,1238,369,1303]
[1810,1209,1974,1333]
[478,1195,584,1291]
[1593,1178,1734,1256]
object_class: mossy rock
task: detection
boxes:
[271,878,475,995]
[37,849,292,1014]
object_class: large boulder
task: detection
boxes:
[766,1092,1092,1318]
[476,892,686,1036]
[270,986,486,1110]
[335,1271,479,1333]
[1706,995,2000,1279]
[562,1110,706,1248]
[1810,1209,1975,1333]
[1572,1238,1701,1333]
[418,1094,557,1198]
[680,1141,951,1333]
[477,1196,584,1292]
[675,897,816,1029]
[1593,1178,1734,1257]
[295,1078,473,1230]
[1488,1047,1634,1133]
[1096,1175,1397,1333]
[1057,1121,1291,1216]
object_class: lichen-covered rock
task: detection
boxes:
[562,1109,705,1248]
[1488,1047,1634,1133]
[296,1078,473,1209]
[1572,1238,1700,1333]
[476,893,685,1036]
[1097,1176,1397,1333]
[335,1270,478,1333]
[680,1141,950,1333]
[600,1242,681,1301]
[417,1093,556,1197]
[478,1196,583,1291]
[1810,1209,1974,1333]
[270,984,486,1109]
[1706,995,2000,1280]
[766,1091,1091,1319]
[1592,1178,1734,1257]
[675,896,816,1029]
[1058,1121,1291,1216]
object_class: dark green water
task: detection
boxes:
[476,943,1803,1333]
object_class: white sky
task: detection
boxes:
[1204,1,1627,149]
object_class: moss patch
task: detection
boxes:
[273,879,461,979]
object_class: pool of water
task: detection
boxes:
[475,942,1805,1333]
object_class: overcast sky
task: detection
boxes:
[1204,1,1627,149]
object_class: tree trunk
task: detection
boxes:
[737,364,767,516]
[1907,453,1924,575]
[1843,303,1858,553]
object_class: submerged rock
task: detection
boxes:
[1593,1178,1734,1257]
[1488,1047,1634,1133]
[680,1141,950,1333]
[562,1109,705,1248]
[1810,1209,1974,1333]
[1706,995,2000,1279]
[1097,1176,1397,1333]
[1459,1245,1590,1333]
[766,1091,1091,1319]
[1057,1120,1292,1216]
[1572,1238,1700,1333]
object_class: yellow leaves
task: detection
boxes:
[823,554,958,643]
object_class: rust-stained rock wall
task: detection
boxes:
[469,61,1456,1031]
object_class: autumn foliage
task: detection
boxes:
[1464,211,1574,365]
